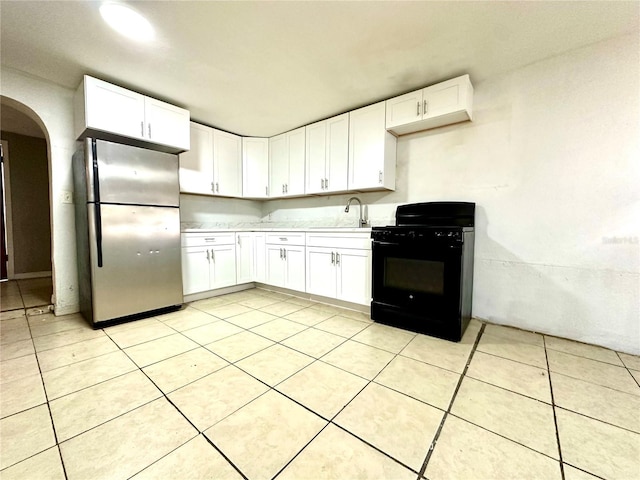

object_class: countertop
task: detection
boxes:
[182,227,372,233]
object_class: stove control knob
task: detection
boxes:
[408,231,416,239]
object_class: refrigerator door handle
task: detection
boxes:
[91,139,103,268]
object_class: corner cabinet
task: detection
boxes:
[242,137,269,199]
[74,75,190,153]
[305,232,371,306]
[181,233,237,295]
[305,113,349,194]
[386,75,473,136]
[269,127,306,198]
[348,102,396,191]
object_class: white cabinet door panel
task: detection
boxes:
[179,123,213,195]
[182,247,210,295]
[349,102,386,190]
[305,121,327,194]
[306,247,336,298]
[213,130,242,197]
[326,113,349,192]
[287,127,306,196]
[242,138,269,198]
[253,233,266,283]
[385,89,422,130]
[236,233,253,285]
[284,246,306,292]
[337,249,371,305]
[269,134,288,197]
[266,245,286,287]
[144,97,190,150]
[210,245,237,289]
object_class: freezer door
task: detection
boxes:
[86,138,179,207]
[88,204,182,323]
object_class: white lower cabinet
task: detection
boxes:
[236,231,266,284]
[181,233,237,295]
[265,233,305,291]
[306,233,372,306]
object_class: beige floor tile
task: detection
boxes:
[257,290,292,301]
[26,311,57,327]
[143,347,228,393]
[631,369,640,384]
[281,327,346,358]
[50,370,161,442]
[619,351,640,371]
[0,338,34,361]
[0,295,23,311]
[190,295,234,310]
[132,435,242,480]
[236,344,314,386]
[335,382,443,470]
[107,321,175,349]
[205,331,274,363]
[484,323,544,346]
[547,349,639,395]
[0,405,57,470]
[220,290,261,302]
[32,327,106,352]
[59,398,197,480]
[249,318,308,342]
[278,423,415,480]
[0,310,26,321]
[551,372,640,433]
[277,361,368,419]
[169,365,268,431]
[545,335,623,366]
[314,315,370,338]
[157,307,219,331]
[36,336,119,372]
[336,309,372,323]
[1,373,46,419]
[1,354,40,385]
[22,294,51,308]
[182,320,243,345]
[0,447,65,480]
[0,317,30,345]
[562,464,601,480]
[198,303,253,319]
[124,333,198,367]
[556,408,640,479]
[375,355,460,410]
[352,322,416,353]
[237,295,280,309]
[321,340,394,380]
[103,317,159,334]
[425,415,561,480]
[452,377,559,458]
[29,314,86,338]
[225,309,278,329]
[284,307,334,326]
[42,350,137,400]
[205,390,326,480]
[285,297,315,307]
[309,303,346,315]
[477,331,548,368]
[467,351,552,403]
[400,320,481,373]
[258,300,305,317]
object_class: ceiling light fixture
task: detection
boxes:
[99,2,154,42]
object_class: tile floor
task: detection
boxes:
[1,286,639,480]
[0,278,52,313]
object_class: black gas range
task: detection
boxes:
[371,202,475,342]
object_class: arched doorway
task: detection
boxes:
[0,98,53,314]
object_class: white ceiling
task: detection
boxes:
[1,1,638,137]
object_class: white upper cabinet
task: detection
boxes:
[74,75,190,152]
[386,75,473,136]
[242,137,269,199]
[348,101,396,191]
[179,122,241,197]
[305,113,349,194]
[269,127,305,198]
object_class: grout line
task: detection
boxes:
[615,350,640,388]
[417,322,486,479]
[543,335,566,480]
[271,423,333,479]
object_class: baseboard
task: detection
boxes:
[254,283,370,314]
[183,283,255,303]
[12,271,52,280]
[53,303,80,316]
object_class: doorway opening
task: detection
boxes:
[0,99,53,314]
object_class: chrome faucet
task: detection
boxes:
[345,197,368,228]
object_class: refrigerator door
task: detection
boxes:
[86,139,179,207]
[88,204,182,323]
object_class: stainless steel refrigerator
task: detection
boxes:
[73,138,183,326]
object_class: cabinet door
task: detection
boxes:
[236,233,254,284]
[385,89,422,129]
[144,97,190,150]
[287,127,306,196]
[213,129,242,197]
[325,113,349,193]
[305,121,326,194]
[265,245,286,287]
[210,245,237,289]
[242,138,269,198]
[181,247,210,295]
[422,76,467,121]
[284,246,306,292]
[306,247,336,298]
[269,133,288,197]
[336,248,372,306]
[84,76,145,140]
[179,123,214,195]
[253,233,266,283]
[348,101,387,190]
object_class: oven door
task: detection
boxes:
[371,237,463,337]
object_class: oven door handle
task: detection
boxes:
[372,241,402,247]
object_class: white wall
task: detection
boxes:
[1,67,79,314]
[265,33,640,354]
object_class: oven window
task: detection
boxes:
[384,257,444,295]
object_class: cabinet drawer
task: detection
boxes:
[265,232,306,246]
[306,233,371,250]
[182,232,235,247]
